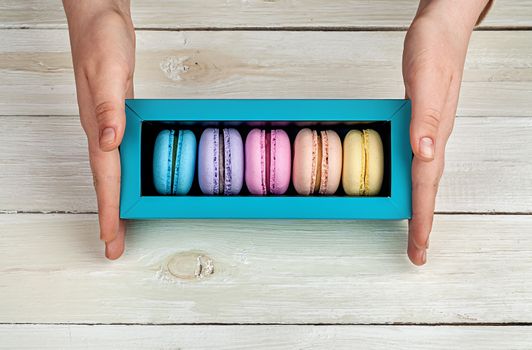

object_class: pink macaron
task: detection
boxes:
[245,129,291,195]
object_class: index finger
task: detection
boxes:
[89,144,122,244]
[408,154,444,265]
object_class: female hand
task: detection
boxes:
[63,0,135,259]
[403,0,490,265]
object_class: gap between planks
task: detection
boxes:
[2,322,532,326]
[2,26,532,32]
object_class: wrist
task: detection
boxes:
[416,0,490,32]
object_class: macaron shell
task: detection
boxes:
[342,130,364,196]
[153,129,174,195]
[269,129,291,195]
[198,128,220,195]
[364,129,384,196]
[223,128,244,195]
[245,129,266,195]
[292,128,316,195]
[319,130,342,195]
[173,130,197,195]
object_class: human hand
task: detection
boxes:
[63,0,135,259]
[403,0,490,265]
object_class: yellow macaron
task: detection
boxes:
[342,129,384,196]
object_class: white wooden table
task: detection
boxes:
[1,1,531,348]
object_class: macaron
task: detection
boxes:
[198,128,244,195]
[342,129,384,196]
[153,129,197,195]
[292,128,342,195]
[245,129,291,195]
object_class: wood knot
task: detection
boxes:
[166,251,215,280]
[160,56,191,81]
[158,49,264,84]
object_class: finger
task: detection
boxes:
[105,219,126,260]
[103,82,134,257]
[404,64,452,161]
[408,154,443,265]
[89,144,122,243]
[80,67,133,248]
[75,75,122,244]
[86,63,130,152]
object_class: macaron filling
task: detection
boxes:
[257,130,271,195]
[219,129,226,194]
[308,130,331,195]
[169,130,178,193]
[362,130,370,195]
[222,128,231,195]
[213,128,236,195]
[318,130,330,195]
[358,131,366,195]
[208,128,236,195]
[208,128,219,194]
[265,130,271,194]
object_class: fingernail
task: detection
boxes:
[100,127,116,148]
[419,137,434,159]
[413,248,427,266]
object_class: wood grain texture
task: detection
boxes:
[1,30,531,117]
[0,0,530,29]
[0,0,530,344]
[1,325,532,350]
[1,116,530,213]
[0,214,531,324]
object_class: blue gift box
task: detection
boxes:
[120,99,411,220]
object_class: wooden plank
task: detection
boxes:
[0,30,531,117]
[438,117,532,213]
[0,117,94,212]
[0,0,530,29]
[1,325,532,349]
[1,116,530,213]
[0,214,531,324]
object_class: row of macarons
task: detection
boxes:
[153,127,384,196]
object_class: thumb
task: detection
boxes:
[405,66,451,162]
[88,66,129,152]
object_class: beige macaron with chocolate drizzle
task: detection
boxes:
[292,128,343,195]
[342,129,384,196]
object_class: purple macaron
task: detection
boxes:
[198,128,244,195]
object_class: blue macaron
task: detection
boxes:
[153,129,197,195]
